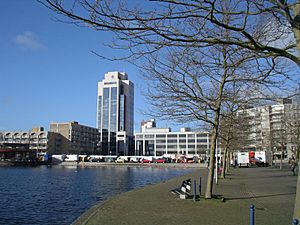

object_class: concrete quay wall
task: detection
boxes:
[56,161,208,168]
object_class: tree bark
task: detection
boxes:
[226,151,230,173]
[280,145,283,170]
[221,147,228,179]
[204,68,227,198]
[205,124,218,199]
[293,2,300,55]
[294,158,300,220]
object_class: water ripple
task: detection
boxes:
[0,166,193,225]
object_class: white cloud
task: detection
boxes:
[13,31,45,50]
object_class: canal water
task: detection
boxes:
[0,166,194,225]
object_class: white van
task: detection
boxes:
[237,152,250,167]
[255,151,272,166]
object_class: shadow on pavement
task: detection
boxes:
[225,192,296,201]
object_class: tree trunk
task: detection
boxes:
[226,151,230,173]
[294,157,300,220]
[280,146,283,170]
[204,38,228,198]
[205,124,218,199]
[293,3,300,221]
[221,147,228,179]
[293,2,300,55]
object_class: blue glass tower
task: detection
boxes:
[97,72,134,155]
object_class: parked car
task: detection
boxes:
[252,157,264,167]
[186,158,195,163]
[115,157,125,163]
[129,157,139,163]
[141,158,151,163]
[155,158,165,163]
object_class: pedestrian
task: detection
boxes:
[290,156,297,176]
[234,157,238,168]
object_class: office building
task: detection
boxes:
[135,120,211,158]
[50,121,99,154]
[97,72,134,155]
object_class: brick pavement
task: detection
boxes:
[72,166,297,225]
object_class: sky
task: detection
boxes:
[0,0,177,132]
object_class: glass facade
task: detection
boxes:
[97,96,102,129]
[119,95,125,131]
[97,72,134,155]
[102,88,109,130]
[110,87,117,132]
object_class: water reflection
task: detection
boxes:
[0,166,194,225]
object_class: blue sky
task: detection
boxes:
[0,0,164,132]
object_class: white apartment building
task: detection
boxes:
[237,99,300,159]
[97,72,134,155]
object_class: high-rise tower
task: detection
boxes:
[97,72,134,155]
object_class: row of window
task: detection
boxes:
[136,134,208,139]
[156,144,207,148]
[153,139,208,143]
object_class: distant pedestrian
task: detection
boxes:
[290,156,297,176]
[234,158,238,168]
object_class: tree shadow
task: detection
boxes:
[225,192,296,201]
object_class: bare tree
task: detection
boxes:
[219,102,241,179]
[135,37,289,199]
[41,0,300,65]
[41,0,300,213]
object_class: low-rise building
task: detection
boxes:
[135,120,212,158]
[50,121,99,155]
[1,127,61,154]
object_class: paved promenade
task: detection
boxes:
[72,166,297,225]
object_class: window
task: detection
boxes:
[119,95,125,131]
[145,135,154,139]
[110,87,118,132]
[156,134,166,138]
[156,145,166,149]
[167,134,177,138]
[167,145,177,149]
[102,88,110,129]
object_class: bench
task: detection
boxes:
[171,179,192,199]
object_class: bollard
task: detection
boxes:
[250,205,255,225]
[193,180,196,202]
[293,219,299,225]
[199,177,202,197]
